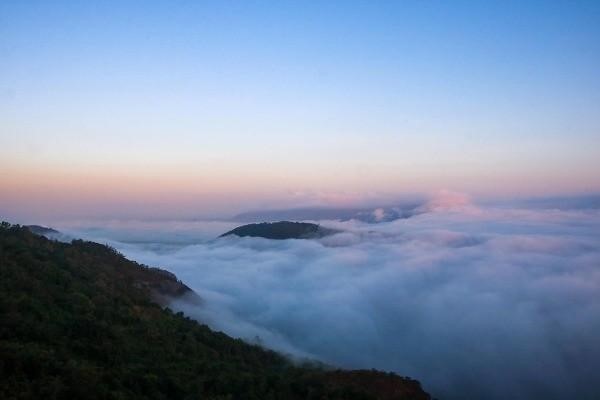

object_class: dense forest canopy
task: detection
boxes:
[220,221,338,240]
[0,223,430,400]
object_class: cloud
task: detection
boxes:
[417,190,475,213]
[59,204,600,400]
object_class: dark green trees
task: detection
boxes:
[0,223,429,400]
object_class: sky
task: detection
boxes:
[1,1,600,221]
[2,3,600,397]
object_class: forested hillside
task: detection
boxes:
[220,221,337,240]
[0,223,430,400]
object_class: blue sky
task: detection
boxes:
[1,1,599,218]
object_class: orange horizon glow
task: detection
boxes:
[2,156,599,222]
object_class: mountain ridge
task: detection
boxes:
[232,204,422,224]
[0,222,432,400]
[220,221,339,240]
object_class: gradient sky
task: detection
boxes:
[1,1,599,220]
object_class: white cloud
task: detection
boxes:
[60,205,600,400]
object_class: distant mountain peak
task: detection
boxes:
[220,221,338,240]
[232,203,422,224]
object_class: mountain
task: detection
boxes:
[25,225,61,236]
[233,204,422,224]
[0,222,431,400]
[22,223,197,306]
[220,221,339,240]
[24,224,73,243]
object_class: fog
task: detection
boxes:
[56,197,600,399]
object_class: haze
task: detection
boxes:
[2,1,599,221]
[2,2,600,399]
[52,195,600,400]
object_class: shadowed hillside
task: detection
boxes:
[220,221,338,240]
[24,225,60,236]
[0,222,431,400]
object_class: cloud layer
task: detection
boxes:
[58,202,600,400]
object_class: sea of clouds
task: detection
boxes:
[54,195,600,400]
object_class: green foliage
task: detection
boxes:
[220,221,337,240]
[0,223,429,400]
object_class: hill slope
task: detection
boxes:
[0,222,431,400]
[220,221,338,240]
[24,225,60,236]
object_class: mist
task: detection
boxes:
[55,198,600,400]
